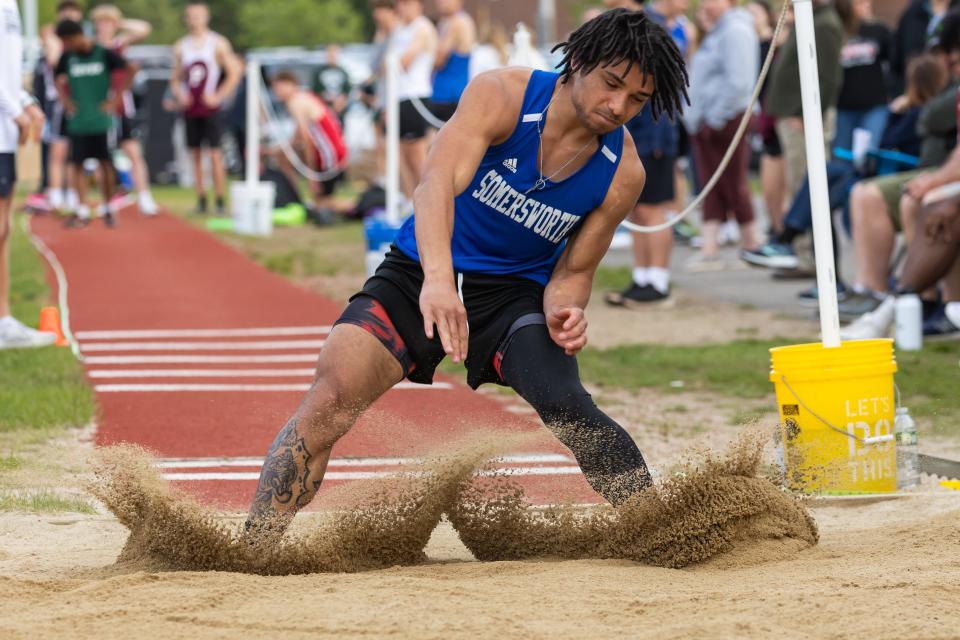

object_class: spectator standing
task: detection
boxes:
[387,0,437,200]
[747,0,789,232]
[92,4,159,216]
[890,0,950,94]
[683,0,762,270]
[313,45,351,118]
[38,1,86,215]
[431,0,476,122]
[0,0,58,348]
[54,19,137,228]
[833,0,894,153]
[605,0,690,307]
[170,1,242,216]
[766,0,843,205]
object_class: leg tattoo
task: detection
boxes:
[246,418,319,536]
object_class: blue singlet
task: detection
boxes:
[394,70,624,286]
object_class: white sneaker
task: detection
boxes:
[840,297,895,340]
[719,220,741,246]
[65,190,80,212]
[0,316,57,349]
[138,191,159,216]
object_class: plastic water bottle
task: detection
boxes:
[895,294,923,351]
[894,407,920,489]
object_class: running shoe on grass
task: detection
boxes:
[0,316,56,349]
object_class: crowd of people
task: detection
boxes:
[3,0,960,349]
[598,0,960,343]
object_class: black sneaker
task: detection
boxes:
[923,304,960,340]
[604,283,673,308]
[104,211,116,228]
[741,243,800,270]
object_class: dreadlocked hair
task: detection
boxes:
[553,8,689,121]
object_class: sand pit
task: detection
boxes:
[85,434,816,575]
[1,435,958,638]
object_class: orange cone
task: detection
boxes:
[38,306,68,347]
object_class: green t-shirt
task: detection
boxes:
[55,44,127,135]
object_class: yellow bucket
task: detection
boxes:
[769,339,898,494]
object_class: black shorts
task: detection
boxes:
[762,126,782,157]
[335,246,546,389]
[185,115,224,149]
[315,171,344,197]
[116,116,136,142]
[638,154,676,205]
[429,100,458,123]
[399,98,432,140]
[68,133,111,164]
[0,154,15,198]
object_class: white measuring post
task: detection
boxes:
[385,52,401,226]
[245,58,259,188]
[21,0,40,72]
[793,0,842,348]
[231,58,274,236]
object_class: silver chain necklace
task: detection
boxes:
[526,92,596,194]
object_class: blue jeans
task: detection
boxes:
[783,160,860,236]
[834,106,890,154]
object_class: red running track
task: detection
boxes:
[31,210,602,509]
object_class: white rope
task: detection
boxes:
[622,0,791,233]
[407,94,449,130]
[21,215,82,360]
[258,80,346,183]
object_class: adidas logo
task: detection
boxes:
[502,158,518,173]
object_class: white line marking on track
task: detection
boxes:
[156,453,573,469]
[94,382,451,392]
[163,466,585,481]
[80,340,326,352]
[83,355,320,364]
[88,368,317,379]
[75,326,333,340]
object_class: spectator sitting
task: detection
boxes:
[741,53,947,274]
[838,11,960,319]
[840,185,960,340]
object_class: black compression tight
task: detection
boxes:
[499,325,652,505]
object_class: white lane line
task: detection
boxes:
[75,326,333,340]
[83,355,320,364]
[88,368,317,379]
[94,382,452,392]
[80,340,326,352]
[156,453,573,469]
[163,466,585,482]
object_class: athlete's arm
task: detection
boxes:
[211,37,243,107]
[414,69,525,363]
[434,16,463,70]
[400,21,432,69]
[169,40,188,108]
[53,59,76,116]
[287,94,315,147]
[115,18,152,47]
[544,134,646,355]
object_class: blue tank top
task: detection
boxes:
[432,51,471,103]
[395,70,625,286]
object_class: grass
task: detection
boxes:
[153,185,366,298]
[0,490,96,514]
[578,338,960,433]
[0,214,96,432]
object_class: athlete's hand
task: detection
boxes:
[547,307,588,356]
[14,112,31,146]
[63,97,77,116]
[420,277,468,364]
[177,93,193,110]
[202,93,222,109]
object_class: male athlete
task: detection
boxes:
[245,10,689,537]
[269,71,348,219]
[170,1,241,216]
